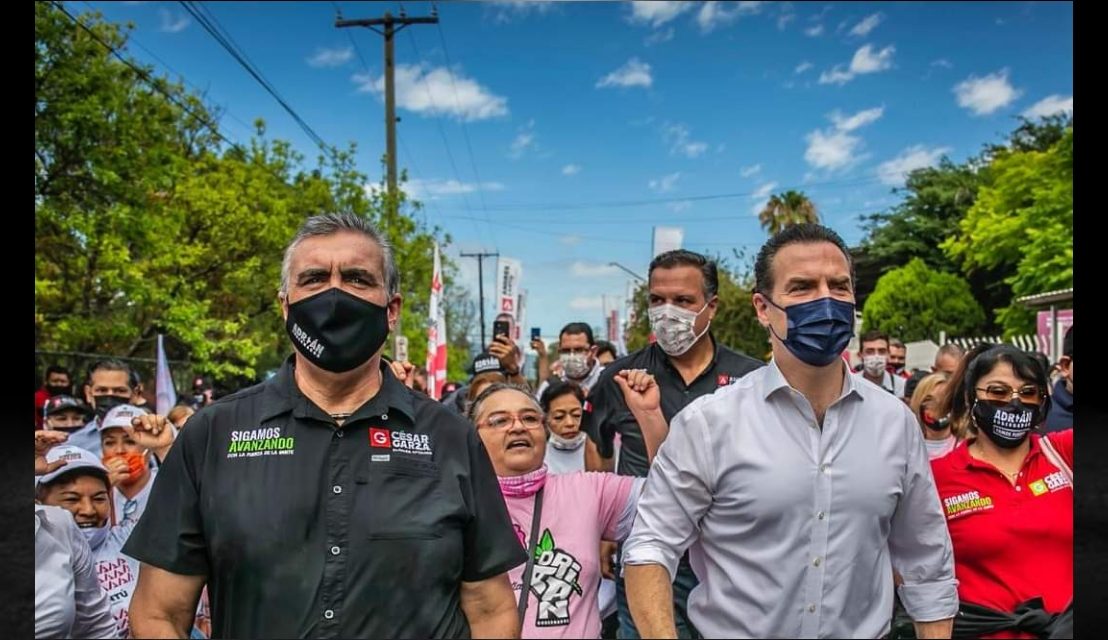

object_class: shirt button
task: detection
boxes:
[808,604,817,613]
[820,464,830,473]
[332,485,342,495]
[336,429,345,438]
[323,609,334,620]
[381,414,389,420]
[331,546,341,556]
[813,557,822,567]
[1016,486,1022,491]
[817,511,826,520]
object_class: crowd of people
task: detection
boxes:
[34,214,1073,639]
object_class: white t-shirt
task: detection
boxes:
[855,369,907,398]
[35,504,117,639]
[93,515,142,638]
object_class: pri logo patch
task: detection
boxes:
[369,428,392,448]
[717,374,740,387]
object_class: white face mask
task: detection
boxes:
[863,354,888,377]
[648,302,711,357]
[80,521,110,550]
[559,352,591,380]
[548,431,587,451]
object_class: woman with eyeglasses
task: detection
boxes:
[930,343,1072,638]
[908,372,959,460]
[466,372,666,638]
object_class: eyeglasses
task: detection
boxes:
[975,384,1043,406]
[479,412,544,430]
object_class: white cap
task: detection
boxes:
[98,404,145,432]
[36,445,109,486]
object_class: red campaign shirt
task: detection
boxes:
[34,388,49,429]
[930,431,1073,639]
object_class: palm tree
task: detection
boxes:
[757,190,819,235]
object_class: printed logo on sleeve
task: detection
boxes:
[943,490,994,520]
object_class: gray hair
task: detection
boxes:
[466,382,541,424]
[280,212,400,298]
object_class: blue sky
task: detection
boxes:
[75,1,1073,349]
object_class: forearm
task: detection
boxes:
[129,565,205,639]
[536,356,549,384]
[625,563,677,639]
[461,574,521,639]
[913,618,953,639]
[467,604,521,639]
[629,406,669,464]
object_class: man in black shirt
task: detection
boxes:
[583,249,763,639]
[124,213,525,639]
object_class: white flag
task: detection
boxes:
[155,334,177,415]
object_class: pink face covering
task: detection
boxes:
[497,464,548,498]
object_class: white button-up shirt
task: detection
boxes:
[623,359,957,639]
[35,504,117,639]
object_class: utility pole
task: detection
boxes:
[336,8,438,214]
[460,251,500,347]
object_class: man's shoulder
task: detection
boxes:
[594,347,656,385]
[715,345,767,374]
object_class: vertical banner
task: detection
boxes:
[652,226,684,258]
[155,334,177,416]
[496,257,523,327]
[426,243,448,400]
[515,289,528,342]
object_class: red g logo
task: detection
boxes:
[369,428,392,448]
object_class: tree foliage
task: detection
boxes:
[861,258,986,342]
[757,190,819,235]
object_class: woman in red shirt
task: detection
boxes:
[931,344,1072,638]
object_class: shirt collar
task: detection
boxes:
[761,358,861,402]
[950,434,1046,472]
[259,355,417,425]
[656,333,723,375]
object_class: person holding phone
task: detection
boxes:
[489,315,529,387]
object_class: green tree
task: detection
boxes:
[942,128,1073,335]
[757,190,819,235]
[861,258,986,342]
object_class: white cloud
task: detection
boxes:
[877,145,952,186]
[596,58,653,89]
[645,27,676,46]
[932,59,953,69]
[628,1,693,28]
[571,262,621,278]
[570,296,605,310]
[159,9,190,33]
[849,13,883,37]
[307,47,353,68]
[664,123,708,158]
[669,201,693,213]
[560,234,583,246]
[649,172,681,193]
[741,164,762,178]
[778,11,797,30]
[805,24,825,36]
[1023,94,1073,119]
[829,106,885,132]
[851,44,896,73]
[561,164,582,176]
[354,64,508,121]
[795,61,814,74]
[697,1,765,33]
[752,181,778,200]
[404,179,506,201]
[509,120,537,159]
[490,0,556,22]
[954,69,1021,115]
[819,44,895,85]
[804,107,882,171]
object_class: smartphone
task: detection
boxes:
[394,335,409,362]
[531,327,541,340]
[493,320,511,340]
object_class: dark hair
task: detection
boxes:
[466,382,540,423]
[45,365,70,382]
[595,340,618,360]
[1028,351,1051,382]
[904,369,932,400]
[649,250,719,300]
[129,369,143,388]
[560,322,595,346]
[859,330,890,349]
[539,380,586,414]
[938,343,1052,435]
[754,223,854,295]
[1063,325,1073,358]
[86,359,133,387]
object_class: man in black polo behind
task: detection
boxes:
[583,249,764,639]
[124,213,525,638]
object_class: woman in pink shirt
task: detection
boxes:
[467,371,667,639]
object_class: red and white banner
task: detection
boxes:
[426,243,448,400]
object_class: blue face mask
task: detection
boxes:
[763,295,855,367]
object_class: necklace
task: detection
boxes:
[972,442,1022,480]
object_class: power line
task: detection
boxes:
[179,1,338,161]
[432,2,500,251]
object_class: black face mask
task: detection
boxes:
[972,399,1039,449]
[46,385,71,397]
[93,395,129,420]
[285,288,390,373]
